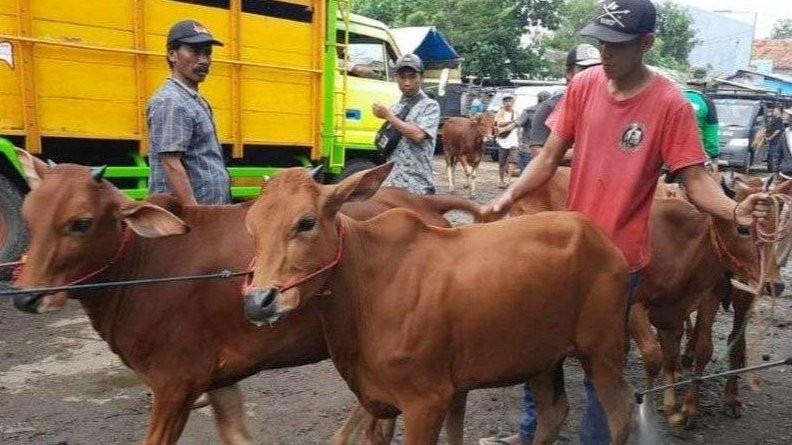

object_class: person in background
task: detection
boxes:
[469,94,485,116]
[147,19,230,206]
[500,91,551,174]
[372,54,440,194]
[527,44,601,165]
[494,92,519,188]
[767,105,786,172]
[683,66,720,172]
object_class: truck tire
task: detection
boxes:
[0,175,27,281]
[336,158,378,182]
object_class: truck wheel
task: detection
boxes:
[336,158,378,182]
[0,175,27,281]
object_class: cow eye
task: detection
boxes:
[69,218,93,234]
[296,216,316,232]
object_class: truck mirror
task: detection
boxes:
[438,68,449,97]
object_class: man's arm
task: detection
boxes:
[147,98,198,205]
[372,102,428,145]
[160,153,198,206]
[678,164,768,225]
[482,132,571,216]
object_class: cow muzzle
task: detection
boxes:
[244,288,280,326]
[7,285,46,314]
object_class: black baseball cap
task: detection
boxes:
[565,43,602,67]
[394,54,424,73]
[580,0,657,43]
[167,19,224,46]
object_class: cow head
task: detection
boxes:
[10,149,189,313]
[476,112,496,143]
[243,163,393,325]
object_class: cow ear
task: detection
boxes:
[15,148,48,190]
[323,162,394,215]
[121,202,190,238]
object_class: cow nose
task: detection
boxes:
[8,286,45,314]
[764,282,786,296]
[243,288,278,323]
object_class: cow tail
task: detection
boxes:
[424,195,483,222]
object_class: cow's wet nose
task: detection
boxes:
[243,288,278,323]
[8,286,45,314]
[765,282,786,296]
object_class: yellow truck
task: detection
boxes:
[0,0,405,269]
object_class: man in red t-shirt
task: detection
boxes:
[479,1,769,444]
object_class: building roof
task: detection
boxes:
[752,39,792,71]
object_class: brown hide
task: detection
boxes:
[510,168,774,428]
[244,166,634,445]
[12,162,478,445]
[442,114,494,197]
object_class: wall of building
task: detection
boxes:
[687,7,754,77]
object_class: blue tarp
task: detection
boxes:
[391,27,460,68]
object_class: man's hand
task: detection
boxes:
[372,103,391,120]
[734,193,771,226]
[481,188,515,220]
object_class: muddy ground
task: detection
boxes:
[1,157,791,445]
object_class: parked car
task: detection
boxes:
[714,98,766,173]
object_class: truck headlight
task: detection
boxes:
[728,138,749,148]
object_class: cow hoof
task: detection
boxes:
[684,414,699,430]
[681,355,694,369]
[723,403,742,418]
[668,412,686,427]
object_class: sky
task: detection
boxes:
[673,0,792,38]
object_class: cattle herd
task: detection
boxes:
[2,146,791,444]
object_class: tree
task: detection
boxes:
[540,0,696,76]
[353,0,563,80]
[771,18,792,39]
[647,1,697,72]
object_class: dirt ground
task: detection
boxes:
[1,156,792,445]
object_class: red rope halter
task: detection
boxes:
[242,223,344,294]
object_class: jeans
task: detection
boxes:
[518,151,531,173]
[769,140,785,171]
[519,271,641,443]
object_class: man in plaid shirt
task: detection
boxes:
[147,19,230,205]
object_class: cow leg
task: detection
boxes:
[401,397,449,445]
[681,314,697,369]
[724,290,753,418]
[446,160,456,193]
[328,404,396,445]
[628,303,662,391]
[469,164,479,198]
[682,294,718,430]
[460,159,472,190]
[657,327,685,426]
[208,383,252,445]
[528,363,568,445]
[442,391,467,445]
[144,385,197,445]
[588,357,633,445]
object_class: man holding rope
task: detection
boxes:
[479,0,771,444]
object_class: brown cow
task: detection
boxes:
[6,151,479,445]
[442,113,495,197]
[243,164,634,445]
[509,168,782,428]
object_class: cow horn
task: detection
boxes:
[308,165,324,180]
[90,165,107,182]
[46,159,57,168]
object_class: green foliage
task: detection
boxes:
[646,1,697,72]
[353,0,697,81]
[771,18,792,39]
[353,0,563,81]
